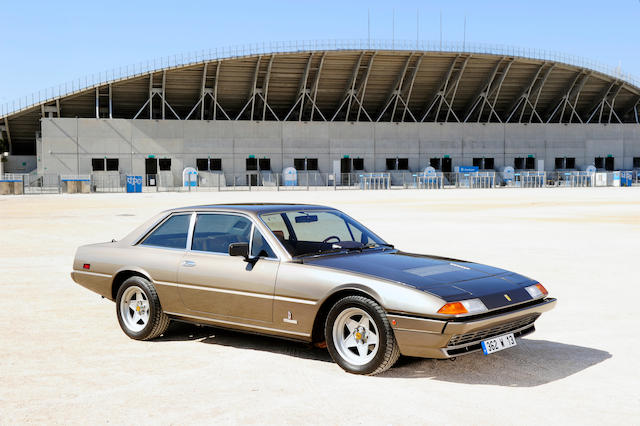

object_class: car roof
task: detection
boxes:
[169,203,335,214]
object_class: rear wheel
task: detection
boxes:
[325,295,400,375]
[116,276,169,340]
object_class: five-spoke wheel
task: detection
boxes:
[116,276,170,340]
[332,307,380,365]
[325,295,400,375]
[119,286,150,332]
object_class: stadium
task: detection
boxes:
[2,32,640,424]
[1,41,639,188]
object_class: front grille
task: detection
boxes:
[447,313,540,347]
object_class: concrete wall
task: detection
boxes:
[37,118,640,180]
[3,155,37,173]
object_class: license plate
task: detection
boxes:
[481,333,517,355]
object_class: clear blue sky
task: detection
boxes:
[1,0,639,106]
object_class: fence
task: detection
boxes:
[1,170,639,194]
[455,171,496,189]
[359,173,390,190]
[553,171,595,187]
[415,173,444,189]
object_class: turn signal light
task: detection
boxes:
[535,283,548,295]
[525,283,548,299]
[437,298,488,315]
[437,302,468,315]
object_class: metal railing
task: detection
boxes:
[2,38,639,118]
[552,171,595,187]
[358,173,391,190]
[415,173,444,189]
[2,170,639,194]
[453,171,497,189]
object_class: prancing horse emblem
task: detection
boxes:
[504,294,512,302]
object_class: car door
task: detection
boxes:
[135,212,192,312]
[177,212,279,323]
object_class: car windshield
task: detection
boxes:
[260,210,390,257]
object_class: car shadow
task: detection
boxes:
[155,323,610,386]
[155,321,332,363]
[379,338,611,386]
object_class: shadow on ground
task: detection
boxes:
[156,322,610,386]
[381,339,611,386]
[155,321,332,362]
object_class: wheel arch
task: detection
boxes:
[111,267,153,301]
[311,285,384,344]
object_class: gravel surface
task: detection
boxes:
[1,187,638,424]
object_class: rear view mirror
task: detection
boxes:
[295,214,318,223]
[228,242,249,259]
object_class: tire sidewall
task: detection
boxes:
[116,276,157,339]
[325,296,391,375]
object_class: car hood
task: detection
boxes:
[303,250,537,309]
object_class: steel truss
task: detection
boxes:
[463,57,513,123]
[376,53,423,122]
[584,81,623,124]
[420,55,471,122]
[505,63,554,123]
[184,62,231,120]
[33,51,639,126]
[331,52,375,122]
[284,52,327,121]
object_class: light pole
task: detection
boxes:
[0,151,8,176]
[75,116,80,176]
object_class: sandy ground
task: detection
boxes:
[1,187,639,425]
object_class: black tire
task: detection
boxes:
[325,295,400,375]
[115,276,170,340]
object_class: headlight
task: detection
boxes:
[437,298,488,315]
[525,283,548,299]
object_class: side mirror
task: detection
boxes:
[228,242,250,259]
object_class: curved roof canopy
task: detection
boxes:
[2,50,639,154]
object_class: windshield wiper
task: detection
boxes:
[295,242,394,258]
[361,242,394,250]
[295,247,350,257]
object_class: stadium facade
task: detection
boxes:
[2,47,640,183]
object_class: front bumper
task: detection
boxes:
[388,297,557,359]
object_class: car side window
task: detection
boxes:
[191,214,252,254]
[141,214,191,249]
[251,227,276,258]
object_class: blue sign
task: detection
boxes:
[459,166,479,173]
[126,175,142,193]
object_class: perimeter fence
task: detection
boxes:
[1,170,638,195]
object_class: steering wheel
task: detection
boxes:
[322,235,341,243]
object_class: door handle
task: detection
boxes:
[182,260,196,267]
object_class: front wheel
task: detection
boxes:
[116,276,170,340]
[325,295,400,375]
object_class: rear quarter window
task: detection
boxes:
[141,214,191,249]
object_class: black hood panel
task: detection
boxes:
[304,250,536,307]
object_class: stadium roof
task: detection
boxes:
[2,42,640,155]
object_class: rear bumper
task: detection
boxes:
[388,297,557,359]
[70,270,113,299]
